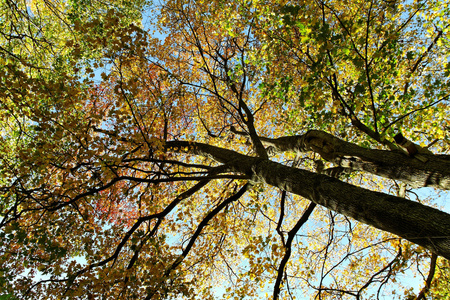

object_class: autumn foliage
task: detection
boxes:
[1,0,450,299]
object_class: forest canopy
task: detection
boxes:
[1,0,450,299]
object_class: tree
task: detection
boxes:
[1,0,449,299]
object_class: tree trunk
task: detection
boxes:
[167,140,450,259]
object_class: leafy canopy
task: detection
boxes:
[1,0,449,299]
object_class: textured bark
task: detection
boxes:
[166,140,450,259]
[258,130,450,190]
[252,159,450,260]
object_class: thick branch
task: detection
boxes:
[232,130,450,190]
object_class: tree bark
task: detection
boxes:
[166,140,450,259]
[250,130,450,190]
